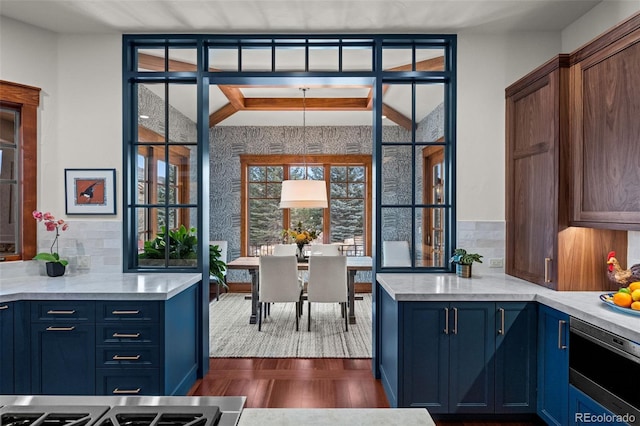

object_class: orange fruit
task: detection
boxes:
[613,292,633,308]
[629,282,640,292]
[632,302,640,311]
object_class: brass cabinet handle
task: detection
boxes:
[544,258,552,283]
[443,307,449,334]
[498,307,505,335]
[111,310,140,315]
[112,332,141,338]
[47,310,76,315]
[46,326,75,331]
[0,305,8,310]
[452,307,458,335]
[558,319,567,349]
[113,354,141,361]
[112,388,141,394]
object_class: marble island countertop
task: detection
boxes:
[237,408,435,426]
[0,272,202,303]
[377,271,640,345]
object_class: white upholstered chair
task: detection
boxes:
[306,255,348,332]
[273,244,297,256]
[308,244,340,256]
[382,240,412,267]
[209,240,228,301]
[258,255,303,331]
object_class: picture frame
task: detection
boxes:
[64,168,116,215]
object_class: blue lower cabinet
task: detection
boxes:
[96,369,160,396]
[537,305,570,426]
[569,385,629,426]
[30,323,96,395]
[495,302,537,413]
[0,302,14,394]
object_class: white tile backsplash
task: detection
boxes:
[456,221,506,272]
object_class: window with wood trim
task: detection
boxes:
[0,80,39,262]
[136,125,192,253]
[241,154,372,257]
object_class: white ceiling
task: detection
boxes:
[0,0,601,127]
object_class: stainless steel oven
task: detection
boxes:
[569,317,640,424]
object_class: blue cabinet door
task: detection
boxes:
[401,302,449,412]
[537,305,569,426]
[495,302,537,413]
[449,302,495,414]
[31,323,96,394]
[0,302,14,394]
[569,385,629,425]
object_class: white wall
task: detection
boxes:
[455,31,560,221]
[562,0,640,52]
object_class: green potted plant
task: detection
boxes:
[32,210,69,277]
[450,248,483,278]
[209,243,227,291]
[138,224,198,267]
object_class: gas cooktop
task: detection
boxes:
[0,396,244,426]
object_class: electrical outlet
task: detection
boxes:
[489,258,504,268]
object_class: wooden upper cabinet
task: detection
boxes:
[570,13,640,230]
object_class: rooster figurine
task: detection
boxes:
[607,251,640,286]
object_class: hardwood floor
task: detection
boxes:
[189,358,541,426]
[189,358,389,408]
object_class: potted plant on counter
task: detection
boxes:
[32,210,69,277]
[450,248,483,278]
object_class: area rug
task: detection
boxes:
[209,293,372,358]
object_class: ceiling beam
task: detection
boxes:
[382,103,414,131]
[210,103,239,127]
[243,97,369,111]
[387,56,445,72]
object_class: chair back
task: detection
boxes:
[307,255,347,303]
[273,244,297,256]
[259,256,301,303]
[382,240,412,267]
[309,244,340,256]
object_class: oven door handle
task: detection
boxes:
[571,327,640,364]
[558,320,567,349]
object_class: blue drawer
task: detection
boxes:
[30,301,95,322]
[96,324,160,345]
[96,368,160,396]
[96,302,160,322]
[96,346,159,367]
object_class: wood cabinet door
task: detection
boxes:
[448,302,495,414]
[571,20,640,229]
[506,59,567,287]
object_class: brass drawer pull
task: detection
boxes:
[46,326,75,331]
[112,332,141,338]
[0,305,8,310]
[111,310,140,315]
[47,310,76,315]
[544,258,552,283]
[112,387,141,394]
[452,307,458,335]
[443,307,449,334]
[113,354,141,361]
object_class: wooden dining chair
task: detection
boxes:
[258,255,303,331]
[307,255,348,332]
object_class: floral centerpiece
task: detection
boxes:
[282,221,319,259]
[32,210,69,277]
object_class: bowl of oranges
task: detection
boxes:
[600,282,640,316]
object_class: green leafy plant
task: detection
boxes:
[209,244,228,290]
[138,225,198,260]
[32,210,69,266]
[449,248,483,265]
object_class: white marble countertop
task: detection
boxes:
[0,272,202,302]
[237,408,435,426]
[377,271,640,344]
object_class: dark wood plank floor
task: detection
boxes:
[188,358,540,426]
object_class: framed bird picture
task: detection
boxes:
[64,168,116,215]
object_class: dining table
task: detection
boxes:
[226,256,373,325]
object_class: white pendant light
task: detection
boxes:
[279,88,328,209]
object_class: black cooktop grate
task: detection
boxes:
[0,405,110,426]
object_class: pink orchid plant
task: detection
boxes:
[32,210,69,266]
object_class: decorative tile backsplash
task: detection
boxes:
[455,221,506,272]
